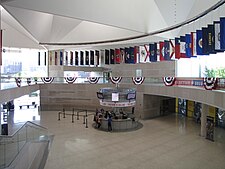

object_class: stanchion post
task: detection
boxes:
[72,114,74,123]
[77,112,79,120]
[63,108,66,118]
[83,115,85,124]
[85,117,88,128]
[58,112,61,121]
[72,108,74,115]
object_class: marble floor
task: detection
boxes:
[28,111,224,169]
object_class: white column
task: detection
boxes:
[200,104,209,137]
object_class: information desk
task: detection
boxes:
[100,118,139,131]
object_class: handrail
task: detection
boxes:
[0,121,48,138]
[39,0,225,46]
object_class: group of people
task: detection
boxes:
[94,108,112,131]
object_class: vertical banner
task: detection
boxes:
[95,50,100,66]
[159,41,165,61]
[0,30,2,66]
[196,30,203,55]
[85,51,89,65]
[125,47,130,64]
[80,51,84,65]
[164,40,170,60]
[139,46,147,63]
[150,43,157,62]
[206,116,214,141]
[207,24,215,54]
[129,47,135,64]
[55,51,58,65]
[38,51,41,66]
[191,32,197,57]
[75,51,79,66]
[180,36,187,58]
[120,48,125,64]
[175,38,180,59]
[60,51,63,66]
[134,46,139,63]
[202,27,209,55]
[115,49,121,64]
[169,39,175,60]
[110,49,115,64]
[214,21,221,51]
[90,50,94,65]
[65,51,68,65]
[70,51,73,65]
[105,50,110,65]
[185,34,192,57]
[220,17,225,50]
[44,52,47,66]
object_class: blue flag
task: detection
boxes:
[129,47,135,64]
[220,17,225,50]
[80,51,84,65]
[164,40,170,60]
[185,34,192,57]
[196,30,203,55]
[202,27,209,55]
[60,51,63,65]
[125,48,130,64]
[149,43,157,62]
[105,50,110,65]
[180,36,187,58]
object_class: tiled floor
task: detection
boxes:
[28,111,225,169]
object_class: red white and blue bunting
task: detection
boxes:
[65,77,77,84]
[203,77,217,90]
[88,77,100,84]
[132,77,145,85]
[163,77,176,86]
[27,78,31,86]
[41,77,54,84]
[110,77,122,84]
[15,78,22,87]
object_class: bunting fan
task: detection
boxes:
[203,77,217,90]
[65,77,77,84]
[88,77,100,84]
[163,77,176,86]
[15,78,22,87]
[27,78,31,86]
[132,77,145,85]
[110,77,122,84]
[41,77,54,84]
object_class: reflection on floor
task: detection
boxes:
[3,108,225,169]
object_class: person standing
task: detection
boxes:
[108,115,112,132]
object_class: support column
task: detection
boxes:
[200,104,209,137]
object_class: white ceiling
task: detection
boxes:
[0,0,223,50]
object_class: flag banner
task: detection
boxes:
[95,50,100,65]
[90,50,95,65]
[110,49,115,64]
[41,77,54,84]
[38,52,40,66]
[220,17,225,50]
[55,51,58,65]
[144,45,150,62]
[70,51,73,65]
[163,77,176,86]
[207,24,215,54]
[169,39,175,60]
[150,43,157,62]
[0,30,2,65]
[185,34,192,57]
[105,50,110,65]
[65,52,68,65]
[125,47,130,64]
[159,41,165,61]
[85,51,89,65]
[15,77,22,87]
[196,30,203,55]
[130,47,135,64]
[164,40,171,60]
[175,38,180,59]
[202,27,209,55]
[65,77,77,84]
[75,51,79,66]
[88,77,100,84]
[132,77,145,85]
[115,49,121,64]
[180,36,187,58]
[191,32,197,57]
[60,51,63,65]
[80,51,84,65]
[134,46,139,63]
[203,77,218,90]
[139,46,147,63]
[110,77,122,84]
[120,48,125,63]
[214,21,221,51]
[27,78,31,86]
[44,52,47,66]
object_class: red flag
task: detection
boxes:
[159,41,165,61]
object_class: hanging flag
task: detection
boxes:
[169,39,175,60]
[180,36,187,58]
[150,43,157,62]
[129,47,135,64]
[105,50,110,65]
[110,49,115,64]
[144,45,150,62]
[125,47,130,64]
[175,38,180,59]
[134,46,139,63]
[70,51,73,65]
[75,51,79,66]
[120,48,125,63]
[220,17,225,50]
[202,27,209,55]
[115,49,121,64]
[207,24,215,54]
[0,30,2,66]
[196,30,203,55]
[214,21,221,51]
[80,51,84,65]
[65,52,68,65]
[38,52,41,66]
[95,50,100,66]
[164,40,170,60]
[191,32,197,57]
[55,51,58,65]
[139,46,146,63]
[85,51,89,65]
[90,50,94,65]
[44,52,47,66]
[159,41,165,61]
[185,34,192,57]
[60,51,63,65]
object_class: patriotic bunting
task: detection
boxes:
[88,77,100,84]
[203,77,217,90]
[65,77,77,84]
[27,78,31,86]
[163,77,176,86]
[15,78,22,87]
[132,77,145,85]
[110,77,122,84]
[41,77,54,84]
